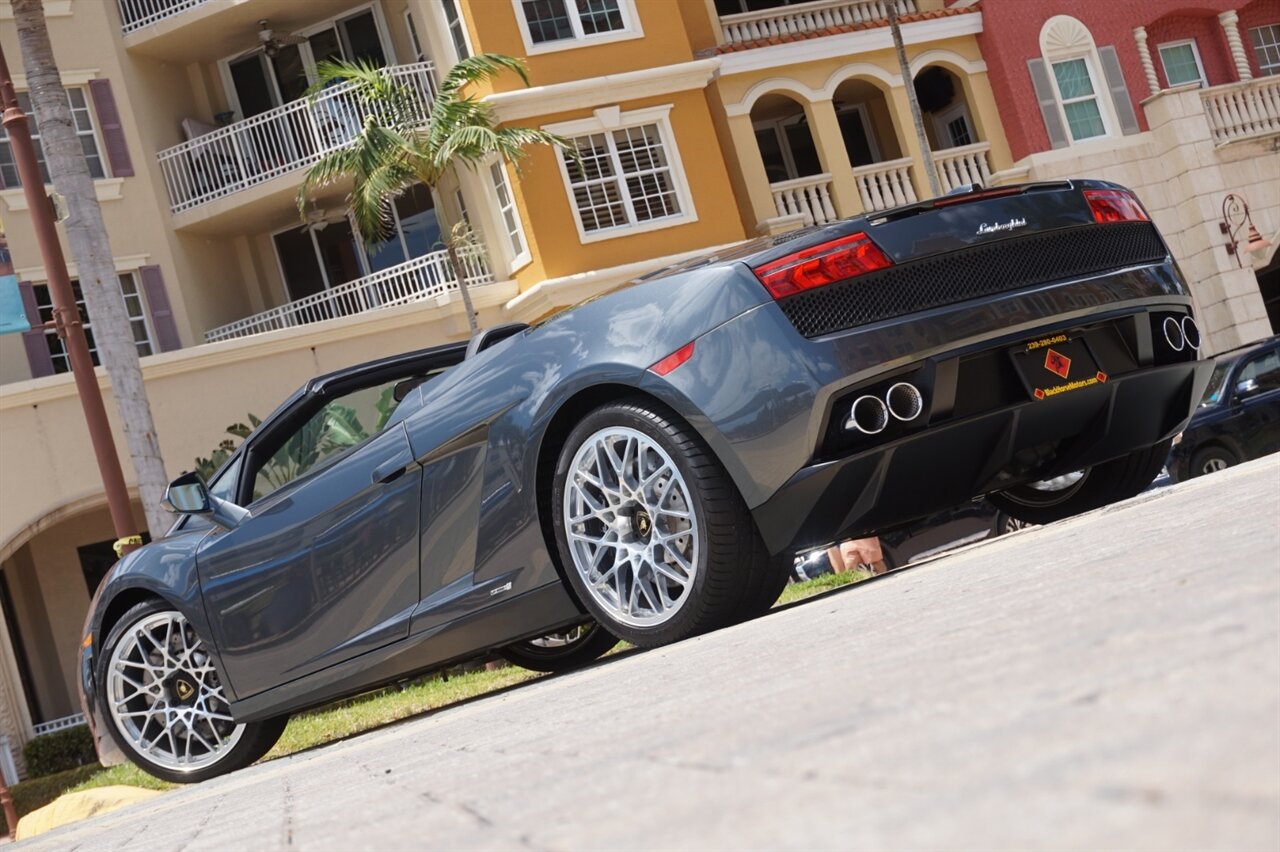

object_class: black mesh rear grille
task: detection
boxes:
[777,223,1166,338]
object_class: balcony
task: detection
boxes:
[116,0,210,34]
[205,247,494,343]
[852,157,918,211]
[158,63,435,216]
[719,0,918,47]
[769,173,838,227]
[932,141,992,194]
[1201,77,1280,146]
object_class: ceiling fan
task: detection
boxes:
[257,20,306,57]
[300,208,336,233]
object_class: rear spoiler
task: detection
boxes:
[867,180,1076,225]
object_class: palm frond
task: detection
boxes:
[298,52,568,268]
[439,53,532,95]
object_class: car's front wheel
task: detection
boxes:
[97,600,286,784]
[552,400,768,648]
[499,622,619,673]
[989,439,1172,526]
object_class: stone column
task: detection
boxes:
[1134,26,1160,97]
[724,112,793,233]
[804,98,862,218]
[1218,11,1254,82]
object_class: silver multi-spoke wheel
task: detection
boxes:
[564,426,699,628]
[106,611,244,773]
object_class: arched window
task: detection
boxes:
[1030,15,1137,148]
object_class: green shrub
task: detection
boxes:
[22,726,96,779]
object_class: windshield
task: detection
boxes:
[1199,359,1235,407]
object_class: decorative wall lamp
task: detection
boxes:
[1220,193,1272,267]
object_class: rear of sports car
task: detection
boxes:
[653,180,1212,556]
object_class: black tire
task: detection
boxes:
[989,439,1172,526]
[498,623,618,673]
[739,550,794,618]
[1190,445,1237,477]
[97,600,287,784]
[994,511,1035,535]
[552,399,768,648]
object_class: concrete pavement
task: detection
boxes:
[23,456,1280,851]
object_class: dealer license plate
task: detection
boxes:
[1009,333,1108,401]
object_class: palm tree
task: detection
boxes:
[887,2,942,198]
[298,54,569,336]
[12,0,170,538]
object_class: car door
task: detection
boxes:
[1233,347,1280,459]
[196,379,421,699]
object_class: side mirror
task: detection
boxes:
[162,472,250,530]
[1235,378,1260,399]
[162,472,211,514]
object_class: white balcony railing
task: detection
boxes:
[852,157,918,212]
[771,173,838,226]
[933,142,992,194]
[1201,77,1280,145]
[206,247,494,343]
[32,713,86,736]
[158,63,436,214]
[117,0,211,34]
[720,0,917,45]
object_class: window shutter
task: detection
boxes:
[18,281,55,378]
[87,79,134,178]
[1027,58,1070,149]
[138,265,181,351]
[1097,45,1140,136]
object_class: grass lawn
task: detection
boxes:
[3,569,865,834]
[777,568,870,605]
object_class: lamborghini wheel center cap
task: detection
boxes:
[168,674,197,705]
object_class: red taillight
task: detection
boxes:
[650,341,695,376]
[1084,189,1149,224]
[753,232,892,300]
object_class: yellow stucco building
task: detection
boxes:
[0,0,1009,774]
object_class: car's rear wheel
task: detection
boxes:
[1191,445,1237,477]
[989,439,1172,526]
[498,622,618,673]
[97,600,286,784]
[552,400,767,648]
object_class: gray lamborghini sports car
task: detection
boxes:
[80,180,1212,781]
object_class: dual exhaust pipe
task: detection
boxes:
[1163,315,1201,353]
[846,382,924,435]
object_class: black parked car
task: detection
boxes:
[80,181,1212,782]
[1167,335,1280,480]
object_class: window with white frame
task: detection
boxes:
[0,89,105,187]
[489,162,527,260]
[559,119,688,237]
[1158,40,1206,88]
[1250,24,1280,76]
[516,0,634,50]
[1050,58,1109,141]
[442,0,471,60]
[33,273,152,374]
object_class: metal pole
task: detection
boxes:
[888,2,942,199]
[0,44,140,552]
